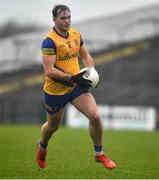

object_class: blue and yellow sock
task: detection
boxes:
[94,145,103,156]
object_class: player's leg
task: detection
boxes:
[72,92,102,145]
[72,92,116,169]
[40,108,64,145]
[36,108,64,169]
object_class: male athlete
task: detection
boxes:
[36,5,116,170]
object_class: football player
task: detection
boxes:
[36,4,116,170]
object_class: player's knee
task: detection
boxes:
[89,112,101,126]
[48,125,59,133]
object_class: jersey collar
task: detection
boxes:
[53,27,69,39]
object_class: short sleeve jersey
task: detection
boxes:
[41,27,83,95]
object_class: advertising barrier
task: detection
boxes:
[66,105,156,131]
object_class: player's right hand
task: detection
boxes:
[71,71,92,89]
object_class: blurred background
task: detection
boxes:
[0,0,159,131]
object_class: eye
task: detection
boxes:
[60,17,66,20]
[60,16,71,20]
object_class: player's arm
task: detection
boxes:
[42,54,74,85]
[42,38,90,88]
[42,38,73,86]
[79,42,100,88]
[79,44,94,68]
[43,55,91,88]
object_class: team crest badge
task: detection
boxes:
[68,43,71,49]
[74,39,78,46]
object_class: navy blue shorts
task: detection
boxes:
[44,86,88,114]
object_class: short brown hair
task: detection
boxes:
[52,5,70,19]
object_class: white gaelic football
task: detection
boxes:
[80,67,99,88]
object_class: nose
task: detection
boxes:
[65,17,70,23]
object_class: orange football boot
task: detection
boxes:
[95,154,116,169]
[36,143,47,169]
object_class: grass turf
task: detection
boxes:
[0,124,159,179]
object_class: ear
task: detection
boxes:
[53,16,56,22]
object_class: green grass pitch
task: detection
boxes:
[0,124,159,179]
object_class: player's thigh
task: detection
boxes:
[72,92,100,120]
[46,108,65,128]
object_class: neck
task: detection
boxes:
[54,26,69,38]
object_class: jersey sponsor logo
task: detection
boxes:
[59,52,78,61]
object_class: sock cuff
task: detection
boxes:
[40,142,48,149]
[94,145,103,152]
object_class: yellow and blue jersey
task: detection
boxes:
[41,27,83,95]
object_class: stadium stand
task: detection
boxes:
[0,34,159,125]
[93,35,159,109]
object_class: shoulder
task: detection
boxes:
[69,28,84,47]
[69,27,81,35]
[42,37,55,48]
[41,37,56,55]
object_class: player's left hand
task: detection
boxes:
[71,71,92,89]
[52,77,74,87]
